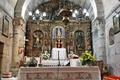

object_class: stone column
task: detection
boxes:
[92,18,107,63]
[12,17,25,68]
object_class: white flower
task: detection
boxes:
[42,51,50,60]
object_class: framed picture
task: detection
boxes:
[113,14,120,34]
[2,16,9,37]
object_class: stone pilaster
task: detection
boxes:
[92,18,107,63]
[12,17,25,67]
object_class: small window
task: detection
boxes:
[109,28,114,45]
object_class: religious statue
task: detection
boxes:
[52,26,65,39]
[57,28,62,38]
[76,31,84,49]
[33,30,43,48]
[33,36,41,48]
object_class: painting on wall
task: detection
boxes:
[113,14,120,34]
[75,30,85,55]
[2,16,9,37]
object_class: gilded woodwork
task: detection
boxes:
[25,19,92,57]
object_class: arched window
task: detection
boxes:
[109,28,114,45]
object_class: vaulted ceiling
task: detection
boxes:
[14,0,100,21]
[22,0,85,19]
[0,0,18,17]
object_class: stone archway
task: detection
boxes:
[94,0,105,18]
[14,0,25,17]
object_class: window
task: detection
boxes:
[109,28,114,45]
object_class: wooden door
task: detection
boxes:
[0,42,4,74]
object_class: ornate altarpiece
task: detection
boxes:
[25,19,92,57]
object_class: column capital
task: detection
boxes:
[12,17,25,27]
[92,17,105,25]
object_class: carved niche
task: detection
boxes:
[32,30,44,56]
[33,30,43,48]
[74,30,85,56]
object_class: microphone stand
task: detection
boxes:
[58,51,60,66]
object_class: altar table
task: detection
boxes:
[18,66,101,80]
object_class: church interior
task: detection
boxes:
[0,0,120,80]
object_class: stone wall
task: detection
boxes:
[105,5,120,76]
[91,0,120,76]
[92,18,106,62]
[0,8,13,74]
[102,0,120,18]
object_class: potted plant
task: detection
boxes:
[26,57,38,67]
[80,50,96,65]
[42,51,50,60]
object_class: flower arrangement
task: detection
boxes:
[80,50,96,65]
[26,57,38,67]
[42,51,50,60]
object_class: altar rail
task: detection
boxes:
[18,66,101,80]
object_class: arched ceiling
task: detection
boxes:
[15,0,99,21]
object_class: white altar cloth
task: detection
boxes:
[41,59,69,66]
[51,48,67,60]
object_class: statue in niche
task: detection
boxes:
[75,31,85,50]
[42,39,49,52]
[33,30,43,48]
[52,26,65,39]
[57,28,62,38]
[52,26,65,48]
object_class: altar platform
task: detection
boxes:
[18,66,101,80]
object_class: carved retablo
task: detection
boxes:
[25,20,91,57]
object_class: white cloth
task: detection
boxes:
[41,59,69,66]
[51,48,67,60]
[70,59,81,67]
[1,77,17,80]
